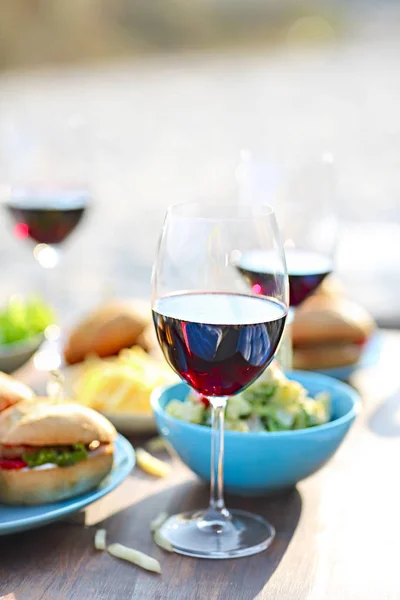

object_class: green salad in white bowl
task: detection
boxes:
[166,362,330,432]
[0,295,55,373]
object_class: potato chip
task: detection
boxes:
[72,346,176,415]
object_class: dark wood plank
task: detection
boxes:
[0,464,301,600]
[0,332,399,599]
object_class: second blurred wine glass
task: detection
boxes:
[237,152,338,369]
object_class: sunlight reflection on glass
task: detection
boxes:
[33,243,60,269]
[34,346,61,371]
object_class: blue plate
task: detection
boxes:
[315,333,382,381]
[0,434,135,536]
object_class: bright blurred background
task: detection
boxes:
[0,0,399,327]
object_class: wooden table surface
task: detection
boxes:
[1,331,399,600]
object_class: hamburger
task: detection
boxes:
[0,399,117,505]
[292,294,375,370]
[64,299,151,365]
[0,372,34,413]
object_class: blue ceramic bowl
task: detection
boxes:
[151,371,360,496]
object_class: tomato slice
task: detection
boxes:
[0,458,27,470]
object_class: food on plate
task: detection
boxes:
[0,295,55,346]
[0,372,34,412]
[71,346,176,415]
[64,299,151,365]
[166,362,330,432]
[0,399,117,505]
[94,528,107,551]
[107,543,162,574]
[136,448,171,478]
[292,292,376,370]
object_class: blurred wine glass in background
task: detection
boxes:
[237,151,338,368]
[0,113,91,369]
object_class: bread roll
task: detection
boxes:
[0,372,34,412]
[64,299,151,364]
[136,324,163,359]
[292,296,375,347]
[293,342,363,370]
[312,276,347,299]
[0,399,117,446]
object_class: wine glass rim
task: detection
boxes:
[166,201,276,220]
[2,184,92,206]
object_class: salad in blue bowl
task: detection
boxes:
[151,364,360,496]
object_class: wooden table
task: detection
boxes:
[1,331,399,600]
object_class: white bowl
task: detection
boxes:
[61,364,157,435]
[0,334,44,374]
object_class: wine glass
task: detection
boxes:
[151,202,288,559]
[5,187,89,269]
[0,114,91,369]
[237,152,338,368]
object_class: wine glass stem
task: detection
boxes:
[34,245,62,370]
[205,396,230,521]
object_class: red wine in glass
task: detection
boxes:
[237,249,332,307]
[6,188,88,245]
[152,292,287,397]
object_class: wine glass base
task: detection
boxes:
[159,509,275,559]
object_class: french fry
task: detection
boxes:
[145,437,168,453]
[163,438,179,460]
[153,529,174,553]
[146,436,176,460]
[136,448,171,478]
[150,511,168,532]
[94,529,107,551]
[107,543,161,574]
